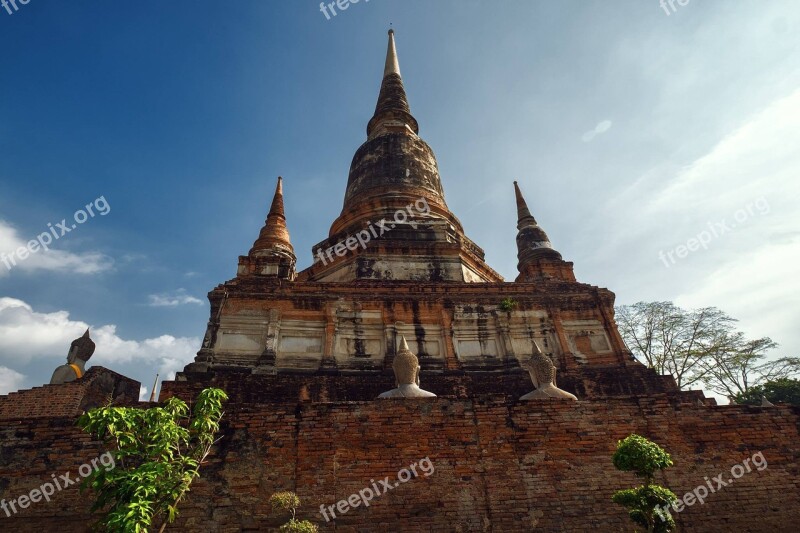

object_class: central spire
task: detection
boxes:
[384,29,401,77]
[299,30,503,284]
[367,29,419,139]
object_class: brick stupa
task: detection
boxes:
[1,30,798,532]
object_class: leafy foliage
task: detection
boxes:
[612,434,677,532]
[270,491,318,533]
[78,388,228,532]
[499,298,518,312]
[612,434,674,482]
[613,486,677,533]
[734,378,800,406]
[279,519,320,533]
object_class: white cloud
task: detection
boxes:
[147,289,204,307]
[0,220,113,277]
[0,366,25,395]
[675,238,800,352]
[646,88,800,219]
[581,120,612,142]
[601,87,800,358]
[0,297,200,384]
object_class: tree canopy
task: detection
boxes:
[734,378,800,406]
[616,301,799,398]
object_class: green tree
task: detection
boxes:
[78,387,228,532]
[269,491,319,533]
[616,301,799,396]
[612,434,678,533]
[734,378,800,406]
[615,301,734,389]
[696,337,799,399]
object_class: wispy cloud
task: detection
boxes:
[599,87,800,356]
[147,289,204,307]
[0,221,113,277]
[581,120,613,142]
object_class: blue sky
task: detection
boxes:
[1,0,798,399]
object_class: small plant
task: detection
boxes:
[78,387,228,532]
[499,297,518,312]
[612,434,678,532]
[270,491,318,533]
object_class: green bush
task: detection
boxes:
[270,491,318,533]
[613,434,674,482]
[612,434,677,532]
[78,388,228,532]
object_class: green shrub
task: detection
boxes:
[611,434,677,532]
[270,491,318,533]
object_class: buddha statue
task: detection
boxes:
[49,329,95,385]
[378,336,437,398]
[520,342,577,401]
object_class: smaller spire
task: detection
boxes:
[514,181,556,255]
[513,181,575,282]
[240,176,296,279]
[384,29,401,77]
[514,181,535,225]
[249,177,293,256]
[82,328,91,339]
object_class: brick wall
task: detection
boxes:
[0,367,140,420]
[1,391,797,532]
[161,363,686,405]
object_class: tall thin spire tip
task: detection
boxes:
[384,28,401,77]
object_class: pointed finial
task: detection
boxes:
[83,328,91,339]
[513,181,534,223]
[531,339,544,356]
[761,396,775,407]
[367,29,418,137]
[384,28,401,77]
[398,335,410,352]
[149,374,159,402]
[269,176,285,219]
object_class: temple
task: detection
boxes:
[181,29,660,400]
[1,30,798,533]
